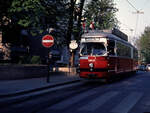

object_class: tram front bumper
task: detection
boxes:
[80,71,108,79]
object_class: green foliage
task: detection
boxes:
[30,56,41,64]
[19,55,41,64]
[0,0,69,45]
[9,0,46,28]
[83,0,118,29]
[0,0,85,46]
[19,55,32,64]
[138,27,150,63]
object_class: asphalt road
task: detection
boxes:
[1,71,150,113]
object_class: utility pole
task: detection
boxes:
[132,10,144,37]
[120,23,134,43]
[126,0,144,44]
[132,10,144,45]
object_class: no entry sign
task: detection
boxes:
[42,35,54,48]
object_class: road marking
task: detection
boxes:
[79,91,119,111]
[111,92,143,113]
[50,87,99,110]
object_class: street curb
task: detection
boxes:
[0,79,80,98]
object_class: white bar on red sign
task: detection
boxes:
[42,40,54,43]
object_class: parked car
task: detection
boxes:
[138,65,146,71]
[146,64,150,71]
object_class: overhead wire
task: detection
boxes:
[126,0,138,11]
[125,0,144,44]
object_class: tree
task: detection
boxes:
[76,0,86,41]
[0,0,68,45]
[9,0,57,34]
[83,0,118,30]
[0,0,87,46]
[65,0,77,46]
[65,0,87,44]
[138,27,150,63]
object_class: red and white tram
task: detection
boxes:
[79,29,138,81]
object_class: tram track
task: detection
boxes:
[0,80,111,113]
[0,80,109,113]
[0,72,146,113]
[0,80,81,98]
[0,73,141,111]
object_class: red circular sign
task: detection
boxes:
[42,35,54,48]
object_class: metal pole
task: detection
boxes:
[132,10,144,44]
[47,48,50,83]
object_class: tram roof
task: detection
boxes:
[81,30,136,49]
[82,29,128,40]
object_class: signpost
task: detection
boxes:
[69,40,78,67]
[69,40,78,50]
[42,35,54,83]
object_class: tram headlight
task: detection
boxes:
[89,63,94,68]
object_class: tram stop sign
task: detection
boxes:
[42,35,54,48]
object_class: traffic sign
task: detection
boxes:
[69,40,78,49]
[42,35,54,48]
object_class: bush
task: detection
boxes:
[19,55,32,64]
[30,56,41,64]
[18,55,41,64]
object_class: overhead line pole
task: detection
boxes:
[132,11,144,36]
[125,0,144,44]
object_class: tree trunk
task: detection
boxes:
[66,0,76,47]
[77,0,85,41]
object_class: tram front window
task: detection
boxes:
[80,43,106,56]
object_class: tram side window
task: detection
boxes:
[116,42,122,56]
[107,40,115,55]
[116,42,131,58]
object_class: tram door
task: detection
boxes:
[107,40,117,74]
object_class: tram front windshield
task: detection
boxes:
[80,42,106,56]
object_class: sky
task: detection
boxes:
[114,0,150,43]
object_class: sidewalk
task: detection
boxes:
[0,72,80,97]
